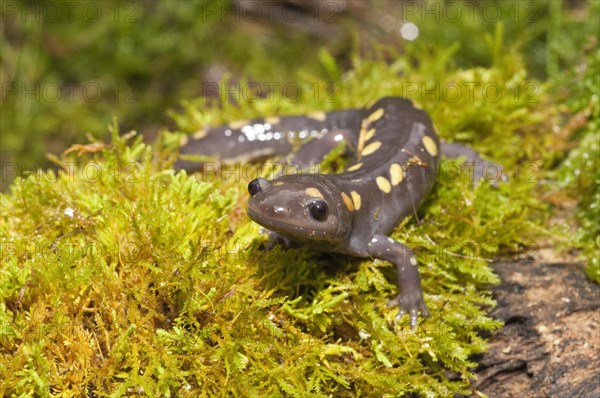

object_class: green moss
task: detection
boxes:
[1,27,558,395]
[5,3,598,395]
[552,47,600,283]
[1,0,348,189]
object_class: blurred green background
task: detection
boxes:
[1,0,595,188]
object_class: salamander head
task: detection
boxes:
[246,175,353,246]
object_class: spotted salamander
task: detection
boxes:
[176,97,492,328]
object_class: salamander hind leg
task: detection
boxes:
[367,234,429,329]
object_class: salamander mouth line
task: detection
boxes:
[247,207,332,237]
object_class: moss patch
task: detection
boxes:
[2,4,599,394]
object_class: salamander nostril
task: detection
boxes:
[248,179,262,196]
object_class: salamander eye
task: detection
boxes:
[248,179,262,196]
[308,200,328,221]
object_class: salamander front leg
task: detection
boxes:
[367,234,429,329]
[258,228,302,251]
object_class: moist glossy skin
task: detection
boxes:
[246,175,354,248]
[177,97,444,328]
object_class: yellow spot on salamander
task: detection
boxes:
[376,176,392,193]
[364,128,376,142]
[265,116,281,125]
[341,192,354,211]
[305,187,324,198]
[410,256,418,266]
[412,101,423,110]
[422,136,438,156]
[350,191,362,210]
[361,141,382,157]
[367,108,385,123]
[347,162,363,172]
[307,111,327,121]
[357,122,369,152]
[390,163,403,186]
[180,135,189,146]
[229,119,251,129]
[273,181,284,186]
